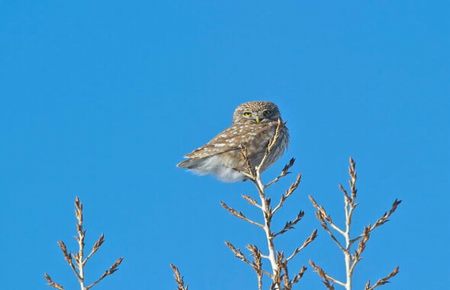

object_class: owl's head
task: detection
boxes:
[232,101,281,124]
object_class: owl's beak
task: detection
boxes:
[255,116,260,124]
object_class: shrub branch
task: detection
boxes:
[44,197,123,290]
[309,158,400,290]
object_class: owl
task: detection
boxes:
[177,101,289,182]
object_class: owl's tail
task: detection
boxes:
[177,158,201,169]
[177,156,245,182]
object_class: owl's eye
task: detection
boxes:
[263,110,272,117]
[243,112,252,117]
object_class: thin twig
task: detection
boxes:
[221,201,264,228]
[266,158,296,188]
[287,229,318,261]
[170,264,189,290]
[310,260,344,289]
[364,267,400,290]
[272,174,302,215]
[44,273,64,290]
[225,241,251,264]
[45,197,123,290]
[247,244,264,290]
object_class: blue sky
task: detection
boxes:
[0,0,449,289]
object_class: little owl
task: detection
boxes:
[177,101,289,182]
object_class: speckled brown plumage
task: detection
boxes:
[177,101,289,182]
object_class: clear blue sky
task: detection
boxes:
[0,1,449,289]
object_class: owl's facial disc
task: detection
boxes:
[232,101,281,124]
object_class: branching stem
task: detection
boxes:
[254,169,279,284]
[309,158,401,290]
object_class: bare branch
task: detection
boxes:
[287,229,318,261]
[353,226,371,271]
[368,199,402,232]
[84,234,105,265]
[310,260,344,289]
[313,211,347,252]
[309,195,345,236]
[339,184,352,205]
[170,264,189,290]
[239,145,256,180]
[57,241,81,281]
[291,266,307,286]
[44,273,64,290]
[221,201,264,228]
[257,118,282,171]
[247,245,264,290]
[225,241,251,265]
[266,158,296,188]
[272,174,302,215]
[348,157,357,201]
[266,119,282,155]
[242,194,261,209]
[274,210,304,237]
[365,267,399,290]
[86,257,124,290]
[311,158,401,290]
[45,197,123,290]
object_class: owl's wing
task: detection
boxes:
[184,126,242,159]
